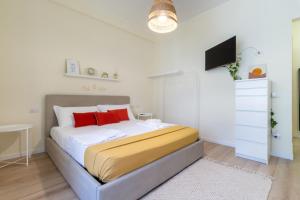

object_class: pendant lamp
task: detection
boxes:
[148,0,178,33]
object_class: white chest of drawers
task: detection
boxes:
[235,78,271,164]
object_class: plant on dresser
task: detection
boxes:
[226,56,241,80]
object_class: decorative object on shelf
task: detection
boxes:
[148,0,178,34]
[87,67,96,76]
[113,73,118,80]
[226,56,241,80]
[66,59,80,75]
[101,72,109,79]
[248,64,267,79]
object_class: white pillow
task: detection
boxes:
[97,104,136,120]
[53,106,98,127]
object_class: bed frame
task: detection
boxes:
[45,95,204,200]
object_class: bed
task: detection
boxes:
[45,95,204,200]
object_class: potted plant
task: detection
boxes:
[226,56,241,80]
[271,110,279,138]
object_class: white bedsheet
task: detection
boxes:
[50,120,173,166]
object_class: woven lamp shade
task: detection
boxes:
[148,0,178,33]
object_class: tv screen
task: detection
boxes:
[205,36,236,71]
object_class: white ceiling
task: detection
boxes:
[51,0,229,41]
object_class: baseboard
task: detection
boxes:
[0,147,44,161]
[236,153,268,164]
[202,137,294,160]
[202,137,235,148]
[270,151,293,160]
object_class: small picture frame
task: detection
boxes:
[66,59,80,75]
[248,64,267,79]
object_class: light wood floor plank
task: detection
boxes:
[0,140,299,200]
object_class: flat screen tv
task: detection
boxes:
[205,36,236,71]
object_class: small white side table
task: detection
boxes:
[137,113,153,120]
[0,124,32,168]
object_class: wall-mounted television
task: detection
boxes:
[205,36,236,71]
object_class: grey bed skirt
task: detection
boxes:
[46,138,204,200]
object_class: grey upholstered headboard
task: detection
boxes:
[45,95,130,138]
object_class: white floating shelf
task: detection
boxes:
[148,70,183,79]
[64,73,119,82]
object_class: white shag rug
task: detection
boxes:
[142,159,272,200]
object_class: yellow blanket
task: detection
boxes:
[84,125,199,182]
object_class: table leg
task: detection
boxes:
[26,128,29,166]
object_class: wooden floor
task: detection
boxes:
[1,140,300,200]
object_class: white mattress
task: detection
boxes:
[50,120,173,166]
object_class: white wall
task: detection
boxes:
[0,0,155,160]
[153,0,300,159]
[1,0,299,161]
[292,19,300,137]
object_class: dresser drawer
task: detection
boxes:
[235,140,268,161]
[236,111,268,127]
[235,125,268,144]
[236,79,268,89]
[236,96,268,111]
[235,88,268,96]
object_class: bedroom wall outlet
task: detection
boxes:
[97,86,106,91]
[82,85,91,91]
[271,92,278,98]
[82,84,106,91]
[272,130,280,139]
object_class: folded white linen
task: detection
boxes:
[71,128,127,146]
[51,126,128,165]
[139,119,173,129]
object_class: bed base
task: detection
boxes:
[46,138,203,200]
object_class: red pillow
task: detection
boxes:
[73,112,97,128]
[108,109,129,121]
[95,112,120,126]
